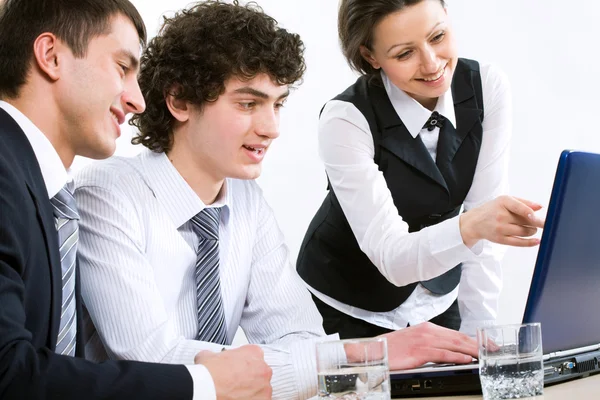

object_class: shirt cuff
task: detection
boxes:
[262,333,340,400]
[185,364,216,400]
[428,217,483,264]
[289,334,340,400]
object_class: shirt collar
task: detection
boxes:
[0,100,68,199]
[380,70,456,138]
[139,148,231,229]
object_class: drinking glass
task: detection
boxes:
[477,323,544,399]
[316,337,390,400]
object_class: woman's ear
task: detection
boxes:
[359,45,381,70]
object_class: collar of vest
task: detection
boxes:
[368,59,484,192]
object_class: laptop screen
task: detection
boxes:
[523,151,600,354]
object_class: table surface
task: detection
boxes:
[399,373,600,399]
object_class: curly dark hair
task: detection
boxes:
[130,0,306,153]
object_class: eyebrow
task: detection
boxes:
[233,87,290,100]
[117,49,140,71]
[386,21,445,55]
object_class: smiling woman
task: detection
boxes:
[339,0,452,109]
[296,0,545,340]
[356,1,456,109]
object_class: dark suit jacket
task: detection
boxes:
[0,108,193,399]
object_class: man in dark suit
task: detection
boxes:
[0,1,271,399]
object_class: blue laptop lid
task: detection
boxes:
[523,150,600,354]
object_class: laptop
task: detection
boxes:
[390,150,600,397]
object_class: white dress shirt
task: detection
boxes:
[0,101,215,400]
[308,63,511,335]
[74,149,337,400]
[0,101,67,198]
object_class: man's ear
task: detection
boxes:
[359,45,381,70]
[32,33,64,81]
[165,86,191,122]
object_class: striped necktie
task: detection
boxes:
[50,181,79,356]
[190,207,228,345]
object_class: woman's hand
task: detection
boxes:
[381,322,478,370]
[459,195,545,248]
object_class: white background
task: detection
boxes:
[75,0,600,341]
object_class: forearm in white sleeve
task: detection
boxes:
[318,101,481,287]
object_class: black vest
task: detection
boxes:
[297,58,485,312]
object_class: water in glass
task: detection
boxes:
[480,354,543,399]
[317,364,390,400]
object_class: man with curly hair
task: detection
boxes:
[0,0,271,399]
[74,1,478,398]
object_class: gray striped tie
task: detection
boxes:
[50,182,79,356]
[190,207,228,345]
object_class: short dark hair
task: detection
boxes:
[0,0,146,99]
[130,0,306,154]
[338,0,446,75]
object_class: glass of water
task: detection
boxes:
[477,322,544,399]
[316,337,390,400]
